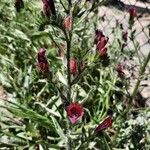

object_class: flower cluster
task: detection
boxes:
[37,48,49,76]
[35,0,125,136]
[95,30,109,59]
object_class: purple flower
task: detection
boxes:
[66,103,84,124]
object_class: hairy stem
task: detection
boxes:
[66,38,71,101]
[132,52,150,96]
[65,7,74,150]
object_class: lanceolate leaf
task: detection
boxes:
[51,116,66,142]
[0,101,54,130]
[34,102,61,118]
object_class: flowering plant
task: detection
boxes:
[0,0,149,150]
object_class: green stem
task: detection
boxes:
[65,7,74,150]
[66,38,71,101]
[49,32,61,50]
[113,51,150,146]
[132,39,142,65]
[103,136,111,150]
[68,0,72,12]
[131,51,150,97]
[66,121,72,150]
[124,50,150,115]
[60,0,68,13]
[130,107,150,112]
[71,66,87,85]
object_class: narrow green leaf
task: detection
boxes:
[51,116,66,141]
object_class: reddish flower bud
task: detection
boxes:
[128,7,137,18]
[37,48,49,75]
[47,0,56,16]
[98,47,108,59]
[95,116,112,133]
[42,0,51,17]
[66,102,84,124]
[95,29,104,44]
[42,0,56,17]
[122,31,128,42]
[116,64,125,77]
[15,0,24,12]
[95,30,109,59]
[70,58,78,76]
[96,37,108,51]
[65,16,71,31]
[128,7,137,28]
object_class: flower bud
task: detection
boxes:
[42,0,56,17]
[65,16,71,31]
[15,0,24,12]
[128,7,137,18]
[98,47,108,59]
[95,116,112,133]
[96,37,108,51]
[128,7,137,28]
[70,58,78,76]
[94,29,104,44]
[42,0,51,17]
[37,48,49,75]
[116,64,125,77]
[47,0,56,16]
